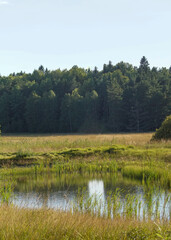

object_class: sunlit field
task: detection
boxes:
[0,133,171,240]
[0,132,167,153]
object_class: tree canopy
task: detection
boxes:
[0,57,171,133]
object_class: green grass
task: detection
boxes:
[0,144,170,164]
[0,143,170,187]
[122,165,171,186]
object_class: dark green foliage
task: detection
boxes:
[152,115,171,140]
[0,57,171,133]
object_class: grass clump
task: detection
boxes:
[122,166,171,188]
[15,150,33,159]
[58,145,129,157]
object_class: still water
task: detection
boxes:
[8,173,171,219]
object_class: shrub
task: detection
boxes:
[152,115,171,140]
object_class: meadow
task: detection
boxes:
[0,133,171,239]
[0,132,158,152]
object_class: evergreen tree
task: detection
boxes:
[0,57,170,133]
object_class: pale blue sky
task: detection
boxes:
[0,0,171,75]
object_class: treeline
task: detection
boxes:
[0,57,171,133]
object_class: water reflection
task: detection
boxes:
[88,180,105,202]
[6,173,171,220]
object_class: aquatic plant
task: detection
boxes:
[0,178,15,205]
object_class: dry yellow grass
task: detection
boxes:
[0,133,155,152]
[0,206,170,240]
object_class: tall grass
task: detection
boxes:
[0,206,170,240]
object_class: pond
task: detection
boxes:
[2,173,171,220]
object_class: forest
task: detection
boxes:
[0,57,170,133]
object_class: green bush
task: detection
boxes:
[152,115,171,140]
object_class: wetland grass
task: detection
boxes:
[73,186,171,221]
[0,148,170,188]
[0,133,171,239]
[0,206,170,240]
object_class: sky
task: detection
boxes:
[0,0,171,76]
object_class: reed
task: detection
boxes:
[0,176,15,205]
[72,187,170,221]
